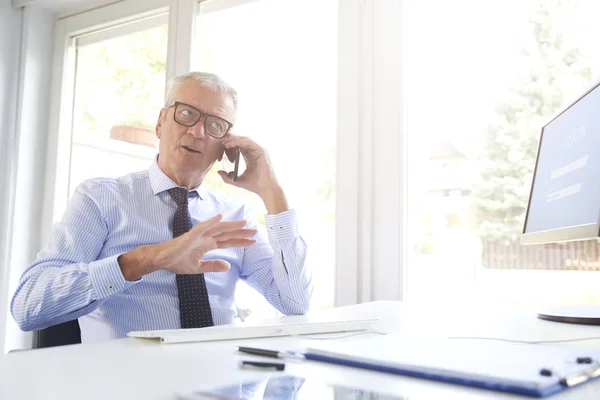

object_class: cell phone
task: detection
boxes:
[223,147,241,182]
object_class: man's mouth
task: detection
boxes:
[183,145,201,154]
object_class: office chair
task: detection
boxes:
[33,319,81,348]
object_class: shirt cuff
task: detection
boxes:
[264,209,299,241]
[88,254,140,300]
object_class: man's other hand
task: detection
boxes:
[118,214,256,280]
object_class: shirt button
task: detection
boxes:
[108,284,114,290]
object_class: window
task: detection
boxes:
[405,0,600,307]
[193,0,338,319]
[68,15,168,199]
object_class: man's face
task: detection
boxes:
[156,81,236,182]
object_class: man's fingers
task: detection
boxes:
[214,229,257,242]
[191,214,223,235]
[217,239,257,249]
[218,169,253,188]
[204,220,248,237]
[222,135,254,150]
[217,170,238,186]
[197,259,231,273]
[223,137,263,158]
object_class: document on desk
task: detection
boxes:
[127,319,376,344]
[292,333,600,398]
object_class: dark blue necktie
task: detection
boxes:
[168,187,214,329]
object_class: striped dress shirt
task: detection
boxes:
[10,160,312,343]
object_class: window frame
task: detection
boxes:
[43,0,170,242]
[71,13,168,153]
[335,0,407,305]
[43,0,408,311]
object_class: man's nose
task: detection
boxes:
[188,117,206,139]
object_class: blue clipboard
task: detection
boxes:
[291,334,600,398]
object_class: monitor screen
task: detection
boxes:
[522,81,600,243]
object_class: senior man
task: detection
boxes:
[11,71,312,343]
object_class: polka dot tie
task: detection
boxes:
[168,187,214,329]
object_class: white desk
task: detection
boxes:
[2,301,600,399]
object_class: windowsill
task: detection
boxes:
[72,135,157,160]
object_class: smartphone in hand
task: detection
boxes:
[223,147,241,182]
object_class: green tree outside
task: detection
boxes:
[76,24,168,135]
[472,0,593,242]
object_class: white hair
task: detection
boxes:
[164,71,238,109]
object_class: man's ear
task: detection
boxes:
[156,109,164,139]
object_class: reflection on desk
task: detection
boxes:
[178,374,406,400]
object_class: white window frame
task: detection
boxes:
[166,0,198,77]
[43,0,407,312]
[335,0,407,306]
[71,12,168,155]
[42,0,170,243]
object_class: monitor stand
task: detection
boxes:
[537,306,600,325]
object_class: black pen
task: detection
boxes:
[235,346,305,360]
[238,360,285,371]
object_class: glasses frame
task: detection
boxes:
[165,101,233,139]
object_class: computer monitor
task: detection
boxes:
[521,78,600,325]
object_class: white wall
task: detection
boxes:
[0,2,55,352]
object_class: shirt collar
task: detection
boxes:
[148,156,208,200]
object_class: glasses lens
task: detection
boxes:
[205,116,229,138]
[174,104,200,126]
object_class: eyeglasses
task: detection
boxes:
[165,101,233,139]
